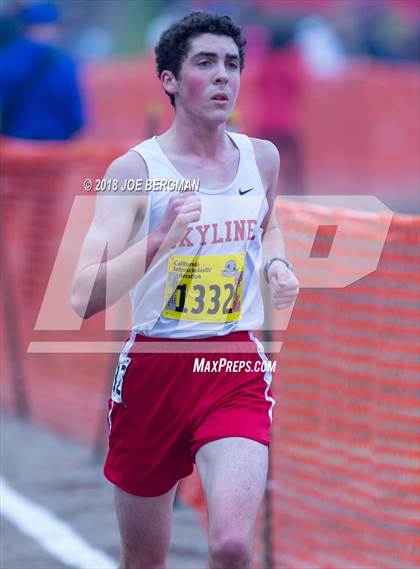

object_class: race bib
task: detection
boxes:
[163,254,245,322]
[111,356,131,403]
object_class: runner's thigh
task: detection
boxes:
[114,483,178,561]
[196,437,268,540]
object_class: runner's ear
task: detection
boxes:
[160,70,178,98]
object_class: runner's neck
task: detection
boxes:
[160,116,231,161]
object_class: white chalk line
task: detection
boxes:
[0,476,117,568]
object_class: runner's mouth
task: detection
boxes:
[211,93,229,101]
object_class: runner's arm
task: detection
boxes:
[251,138,285,265]
[71,151,155,318]
[253,138,299,309]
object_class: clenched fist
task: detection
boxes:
[268,261,300,310]
[158,192,201,249]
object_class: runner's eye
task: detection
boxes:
[198,60,211,67]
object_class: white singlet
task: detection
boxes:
[128,131,269,339]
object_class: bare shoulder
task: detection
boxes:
[250,137,279,162]
[249,138,280,190]
[104,149,148,185]
[94,150,149,223]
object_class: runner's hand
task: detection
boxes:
[268,262,299,310]
[157,193,201,248]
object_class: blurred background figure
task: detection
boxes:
[259,19,308,196]
[294,15,346,77]
[0,6,18,48]
[0,1,84,140]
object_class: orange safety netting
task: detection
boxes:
[0,140,126,442]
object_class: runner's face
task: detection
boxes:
[176,33,241,121]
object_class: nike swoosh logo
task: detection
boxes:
[239,187,254,195]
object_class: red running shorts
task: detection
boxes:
[104,330,275,496]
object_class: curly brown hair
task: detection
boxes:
[155,11,246,107]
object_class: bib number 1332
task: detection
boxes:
[162,254,245,323]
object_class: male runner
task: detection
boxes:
[72,11,299,569]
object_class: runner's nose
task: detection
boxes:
[214,63,228,84]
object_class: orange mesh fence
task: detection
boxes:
[270,202,419,568]
[0,139,127,443]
